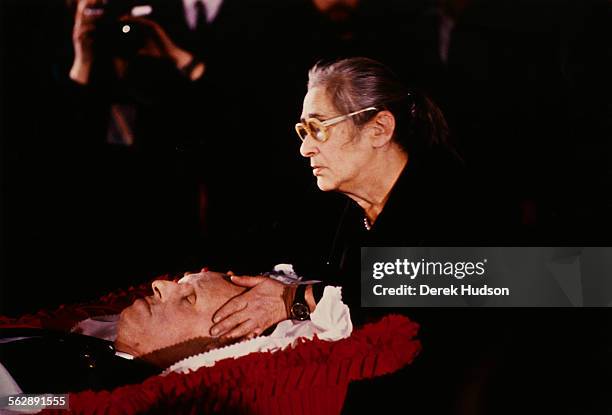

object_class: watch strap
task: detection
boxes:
[290,284,310,321]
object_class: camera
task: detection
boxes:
[89,0,154,56]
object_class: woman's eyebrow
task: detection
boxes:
[307,112,326,118]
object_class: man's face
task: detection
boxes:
[115,271,246,356]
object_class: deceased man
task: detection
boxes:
[0,270,352,395]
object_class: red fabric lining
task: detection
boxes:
[40,315,419,414]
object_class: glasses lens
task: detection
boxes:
[296,124,309,141]
[307,120,326,142]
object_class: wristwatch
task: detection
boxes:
[290,284,310,321]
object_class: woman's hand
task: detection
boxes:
[210,275,295,340]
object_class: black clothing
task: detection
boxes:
[0,329,158,393]
[292,150,612,415]
[304,146,479,315]
[283,149,487,415]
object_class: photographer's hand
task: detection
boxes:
[119,16,206,81]
[70,0,104,84]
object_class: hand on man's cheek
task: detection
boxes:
[209,276,290,340]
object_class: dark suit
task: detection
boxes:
[0,328,158,394]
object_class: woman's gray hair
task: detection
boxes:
[307,57,449,154]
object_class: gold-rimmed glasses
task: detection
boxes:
[295,106,378,142]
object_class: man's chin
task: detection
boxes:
[114,337,142,357]
[115,307,148,356]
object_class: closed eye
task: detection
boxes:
[183,293,197,305]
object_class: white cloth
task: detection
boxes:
[72,285,352,374]
[167,285,352,374]
[183,0,223,29]
[71,314,120,342]
[264,263,321,285]
[0,361,22,396]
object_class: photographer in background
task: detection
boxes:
[61,0,217,290]
[60,0,298,294]
[70,0,205,85]
[67,0,205,147]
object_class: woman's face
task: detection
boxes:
[299,86,373,193]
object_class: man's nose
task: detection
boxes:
[151,280,178,301]
[299,135,319,158]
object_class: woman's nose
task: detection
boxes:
[300,135,319,158]
[151,280,177,301]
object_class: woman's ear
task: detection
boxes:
[368,110,395,148]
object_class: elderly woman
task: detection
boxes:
[210,57,472,338]
[206,57,610,415]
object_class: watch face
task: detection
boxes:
[291,303,310,321]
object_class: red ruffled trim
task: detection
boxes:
[0,280,420,415]
[40,315,419,415]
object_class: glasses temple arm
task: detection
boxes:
[321,107,379,127]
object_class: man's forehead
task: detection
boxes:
[178,272,207,285]
[177,271,226,286]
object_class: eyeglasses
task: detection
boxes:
[295,106,378,142]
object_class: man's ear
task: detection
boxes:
[368,110,395,148]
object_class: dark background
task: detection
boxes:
[0,1,611,413]
[1,0,609,316]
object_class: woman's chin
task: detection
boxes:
[316,177,336,192]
